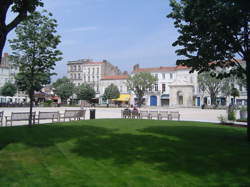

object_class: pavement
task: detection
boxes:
[0,106,245,126]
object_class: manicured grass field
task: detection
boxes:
[0,119,249,186]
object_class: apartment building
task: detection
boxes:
[0,53,19,88]
[67,59,122,95]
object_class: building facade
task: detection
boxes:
[131,64,199,107]
[99,75,129,104]
[67,59,122,95]
[0,53,19,88]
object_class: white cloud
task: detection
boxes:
[64,27,98,33]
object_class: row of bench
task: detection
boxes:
[0,110,86,126]
[121,110,181,120]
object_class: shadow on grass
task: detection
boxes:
[0,121,249,186]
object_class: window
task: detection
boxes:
[154,74,158,79]
[97,67,99,73]
[74,74,76,79]
[78,73,81,79]
[78,65,81,71]
[88,76,90,82]
[162,84,166,92]
[170,73,173,79]
[162,73,165,79]
[93,68,95,73]
[88,68,90,74]
[155,84,158,91]
[74,65,76,71]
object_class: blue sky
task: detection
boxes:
[4,0,180,79]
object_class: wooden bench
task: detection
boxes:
[131,110,140,119]
[61,110,86,122]
[140,110,149,119]
[149,111,158,120]
[0,111,3,126]
[5,112,36,126]
[36,111,60,124]
[158,111,170,120]
[169,111,180,120]
[121,109,131,118]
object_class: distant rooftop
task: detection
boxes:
[132,64,190,73]
[101,75,129,80]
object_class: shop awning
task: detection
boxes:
[112,94,131,102]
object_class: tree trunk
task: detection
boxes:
[210,93,216,105]
[246,57,250,141]
[28,90,34,127]
[0,31,7,62]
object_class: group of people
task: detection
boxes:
[124,105,139,113]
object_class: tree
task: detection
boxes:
[53,77,75,103]
[168,0,250,140]
[231,87,240,105]
[198,72,226,105]
[0,0,43,59]
[76,84,95,103]
[9,10,62,126]
[0,82,17,97]
[127,72,157,107]
[103,84,120,107]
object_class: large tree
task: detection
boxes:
[53,77,75,103]
[168,0,250,140]
[198,72,232,105]
[9,10,62,126]
[76,84,95,103]
[0,82,17,97]
[127,72,157,107]
[0,0,43,59]
[103,83,120,107]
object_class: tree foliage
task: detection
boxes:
[103,84,120,100]
[0,82,17,97]
[168,0,249,78]
[168,0,250,140]
[9,10,62,126]
[76,84,95,102]
[127,72,157,106]
[0,0,43,59]
[53,77,75,103]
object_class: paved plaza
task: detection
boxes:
[0,106,234,126]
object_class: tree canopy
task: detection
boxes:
[103,84,120,100]
[53,77,75,103]
[0,82,17,97]
[0,0,43,59]
[127,72,157,106]
[9,10,62,126]
[168,0,250,140]
[76,84,96,103]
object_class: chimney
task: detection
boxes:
[133,64,139,71]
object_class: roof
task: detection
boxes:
[67,60,104,65]
[101,75,129,80]
[133,65,190,73]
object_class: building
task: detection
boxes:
[99,75,129,104]
[0,53,18,88]
[131,64,199,107]
[67,59,122,95]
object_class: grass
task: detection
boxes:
[0,119,249,187]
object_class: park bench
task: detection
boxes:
[0,111,3,126]
[61,110,86,122]
[140,110,149,119]
[36,111,60,124]
[149,111,159,120]
[169,111,180,121]
[131,110,140,119]
[121,109,131,118]
[158,111,170,120]
[5,112,36,126]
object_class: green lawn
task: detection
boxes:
[0,119,249,187]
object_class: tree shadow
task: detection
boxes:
[0,122,249,186]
